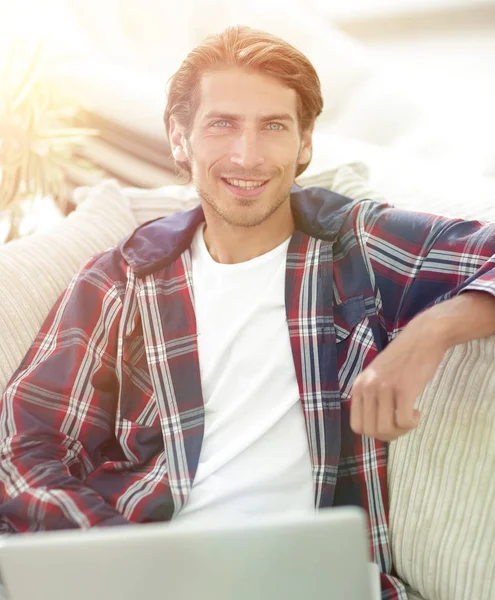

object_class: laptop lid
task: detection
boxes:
[0,506,378,600]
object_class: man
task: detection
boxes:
[1,25,495,599]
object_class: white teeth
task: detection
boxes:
[225,178,266,188]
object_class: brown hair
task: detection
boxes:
[164,25,323,181]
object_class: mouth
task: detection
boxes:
[221,177,270,198]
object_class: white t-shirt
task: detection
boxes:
[175,224,314,523]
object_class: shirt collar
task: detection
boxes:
[121,186,360,277]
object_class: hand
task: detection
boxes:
[349,315,448,441]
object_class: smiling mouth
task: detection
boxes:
[220,177,271,198]
[221,177,269,189]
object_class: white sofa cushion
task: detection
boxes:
[389,337,495,600]
[0,180,137,394]
[73,182,200,225]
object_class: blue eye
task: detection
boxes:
[212,120,231,128]
[266,123,284,131]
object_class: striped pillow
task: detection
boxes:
[0,180,137,394]
[388,337,495,600]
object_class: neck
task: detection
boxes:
[202,203,294,264]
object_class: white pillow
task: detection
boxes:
[296,161,384,203]
[389,337,495,600]
[0,180,137,395]
[116,184,199,225]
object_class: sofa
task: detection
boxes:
[1,150,495,600]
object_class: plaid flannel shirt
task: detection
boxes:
[2,187,495,600]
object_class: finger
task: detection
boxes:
[350,387,363,434]
[361,392,378,438]
[376,385,396,439]
[395,395,422,430]
[374,388,411,441]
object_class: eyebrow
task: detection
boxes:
[203,111,295,124]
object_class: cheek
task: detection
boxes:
[269,137,302,163]
[192,139,227,171]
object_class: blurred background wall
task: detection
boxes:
[0,0,494,222]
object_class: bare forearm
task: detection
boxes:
[413,291,495,350]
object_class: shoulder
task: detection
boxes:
[70,244,131,302]
[291,185,391,241]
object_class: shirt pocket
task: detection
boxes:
[333,295,367,343]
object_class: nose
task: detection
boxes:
[229,129,265,170]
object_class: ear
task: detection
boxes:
[169,116,189,162]
[297,126,314,166]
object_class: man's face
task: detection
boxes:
[175,68,312,228]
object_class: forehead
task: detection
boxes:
[195,67,298,121]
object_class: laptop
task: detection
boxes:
[0,506,380,600]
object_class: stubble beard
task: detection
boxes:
[196,178,295,229]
